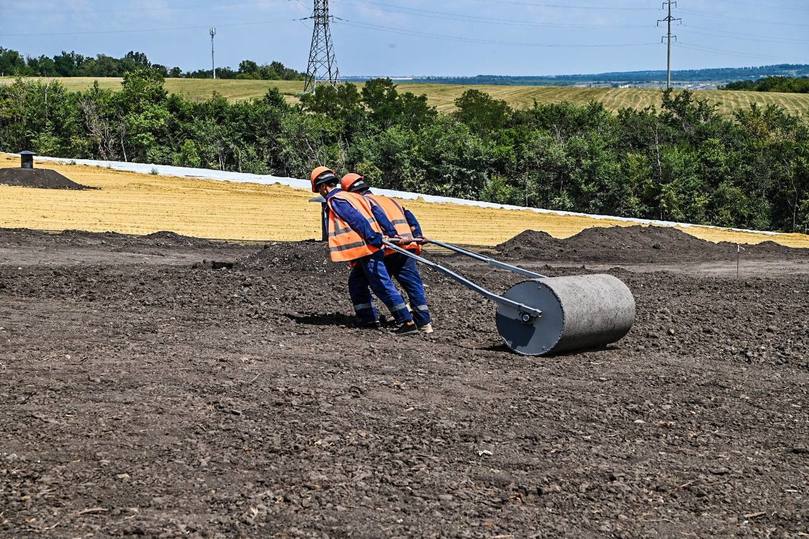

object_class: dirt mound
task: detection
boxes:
[496,229,560,255]
[0,168,91,190]
[572,225,710,251]
[239,240,330,273]
[498,225,807,263]
[0,228,231,251]
[141,231,221,248]
[0,228,130,248]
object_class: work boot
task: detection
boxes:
[359,319,381,329]
[393,320,418,336]
[418,323,434,334]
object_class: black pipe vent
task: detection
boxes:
[20,151,35,169]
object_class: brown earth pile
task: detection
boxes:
[0,168,91,190]
[497,225,807,263]
[0,229,225,249]
[140,231,225,249]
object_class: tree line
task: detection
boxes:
[722,76,809,94]
[0,48,303,80]
[0,70,807,233]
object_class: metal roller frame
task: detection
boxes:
[383,238,635,356]
[382,240,543,325]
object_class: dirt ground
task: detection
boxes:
[1,227,808,538]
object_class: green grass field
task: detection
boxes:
[2,76,809,116]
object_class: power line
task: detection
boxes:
[677,43,795,63]
[338,0,649,29]
[460,0,658,11]
[7,0,288,17]
[658,1,682,89]
[0,18,293,38]
[725,0,809,11]
[684,25,809,46]
[678,7,809,27]
[340,20,658,49]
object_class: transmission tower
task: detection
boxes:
[210,27,217,80]
[304,0,339,93]
[658,1,682,90]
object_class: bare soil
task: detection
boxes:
[1,227,808,538]
[0,168,91,190]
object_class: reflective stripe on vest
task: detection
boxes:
[327,191,381,262]
[366,194,412,240]
[366,194,420,254]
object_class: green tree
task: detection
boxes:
[454,89,511,132]
[0,48,27,76]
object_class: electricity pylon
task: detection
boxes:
[210,27,217,80]
[304,0,339,93]
[658,1,682,90]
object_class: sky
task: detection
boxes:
[1,0,808,76]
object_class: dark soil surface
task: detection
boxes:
[498,225,809,263]
[1,227,808,537]
[0,168,91,190]
[239,240,330,274]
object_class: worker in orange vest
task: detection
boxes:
[310,166,418,335]
[341,173,433,334]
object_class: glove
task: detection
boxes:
[368,233,384,249]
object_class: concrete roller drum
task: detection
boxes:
[495,275,636,356]
[382,239,636,356]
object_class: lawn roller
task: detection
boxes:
[383,239,635,356]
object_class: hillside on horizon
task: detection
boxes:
[345,64,809,87]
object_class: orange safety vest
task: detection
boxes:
[327,191,382,262]
[365,194,422,255]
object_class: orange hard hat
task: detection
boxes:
[310,166,337,193]
[340,173,364,192]
[341,173,370,193]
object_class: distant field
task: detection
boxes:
[406,84,809,116]
[0,77,304,102]
[2,77,809,115]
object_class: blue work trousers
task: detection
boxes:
[348,250,413,325]
[349,251,431,327]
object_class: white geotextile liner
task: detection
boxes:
[29,154,782,238]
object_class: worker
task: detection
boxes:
[310,166,418,335]
[341,173,433,334]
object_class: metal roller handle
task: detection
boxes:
[424,238,546,279]
[382,240,542,320]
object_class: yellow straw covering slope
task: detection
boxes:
[1,154,808,248]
